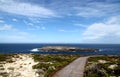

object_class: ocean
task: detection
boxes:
[0,44,120,55]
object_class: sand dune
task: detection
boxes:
[1,54,39,77]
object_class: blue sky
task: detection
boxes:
[0,0,120,43]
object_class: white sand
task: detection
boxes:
[3,54,39,77]
[98,60,107,63]
[108,64,118,69]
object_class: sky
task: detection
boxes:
[0,0,120,43]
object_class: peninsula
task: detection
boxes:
[39,46,98,52]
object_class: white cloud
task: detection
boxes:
[106,16,120,25]
[23,20,45,31]
[0,0,56,18]
[0,24,12,30]
[82,16,120,43]
[28,18,41,23]
[23,20,34,26]
[75,7,103,17]
[28,25,46,30]
[28,23,34,26]
[59,29,79,32]
[0,19,4,23]
[74,23,87,28]
[12,18,18,22]
[0,24,30,43]
[0,24,29,35]
[74,2,120,17]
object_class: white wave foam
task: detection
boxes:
[30,48,39,52]
[99,49,103,52]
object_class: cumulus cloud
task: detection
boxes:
[0,0,56,18]
[82,16,120,43]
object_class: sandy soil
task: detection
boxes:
[2,54,39,77]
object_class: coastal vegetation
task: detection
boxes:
[0,54,80,77]
[1,54,119,77]
[0,54,14,76]
[32,54,80,77]
[0,54,13,62]
[84,56,120,77]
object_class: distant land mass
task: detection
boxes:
[39,46,98,52]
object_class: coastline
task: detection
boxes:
[0,54,119,77]
[0,54,80,77]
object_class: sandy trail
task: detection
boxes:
[3,54,38,77]
[52,56,89,77]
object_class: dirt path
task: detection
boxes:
[52,56,89,77]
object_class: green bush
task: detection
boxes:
[0,54,6,61]
[32,54,80,77]
[113,65,120,76]
[84,56,120,77]
[0,54,14,62]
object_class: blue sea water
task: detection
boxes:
[0,44,120,55]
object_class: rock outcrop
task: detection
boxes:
[39,46,98,52]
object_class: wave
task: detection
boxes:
[30,48,39,52]
[99,49,103,52]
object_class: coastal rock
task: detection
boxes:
[39,46,98,52]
